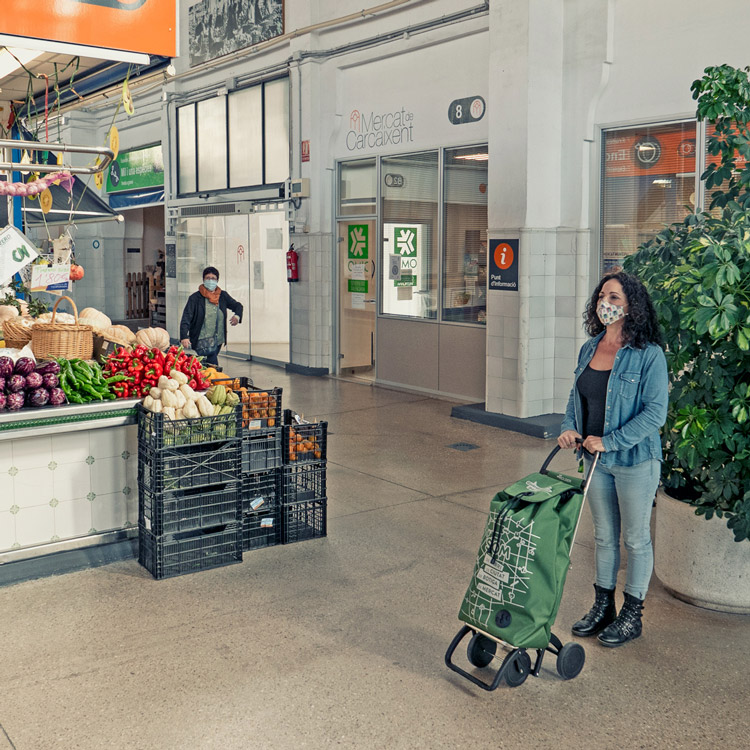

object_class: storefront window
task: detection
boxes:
[381,151,438,319]
[197,97,228,192]
[338,159,376,215]
[442,146,488,324]
[601,121,697,273]
[176,77,289,196]
[177,104,197,195]
[229,86,263,188]
[264,78,290,184]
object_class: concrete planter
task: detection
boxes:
[654,489,750,614]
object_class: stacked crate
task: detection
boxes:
[224,377,284,552]
[137,404,243,579]
[281,410,328,543]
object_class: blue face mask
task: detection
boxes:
[203,279,218,291]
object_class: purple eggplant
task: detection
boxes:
[0,377,5,392]
[41,373,59,389]
[7,374,25,392]
[14,357,35,376]
[0,392,6,410]
[48,387,67,406]
[0,356,13,378]
[6,391,24,410]
[25,371,43,390]
[35,361,61,376]
[28,388,49,407]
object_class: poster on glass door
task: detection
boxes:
[382,223,429,317]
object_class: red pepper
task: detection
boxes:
[127,359,144,374]
[144,362,163,380]
[133,345,147,358]
[188,378,197,389]
[111,382,130,398]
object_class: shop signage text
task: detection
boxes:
[107,144,164,193]
[448,96,486,125]
[346,108,414,152]
[489,239,518,292]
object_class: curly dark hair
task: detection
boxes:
[583,271,663,348]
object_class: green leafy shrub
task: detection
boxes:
[624,64,750,543]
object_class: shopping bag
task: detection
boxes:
[458,470,585,649]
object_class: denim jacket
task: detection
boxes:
[560,331,669,467]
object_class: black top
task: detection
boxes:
[577,364,611,441]
[179,290,243,351]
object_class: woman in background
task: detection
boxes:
[180,266,243,367]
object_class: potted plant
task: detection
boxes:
[623,64,750,612]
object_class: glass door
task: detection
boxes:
[248,210,290,362]
[338,219,376,374]
[221,214,251,357]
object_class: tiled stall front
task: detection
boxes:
[0,426,138,553]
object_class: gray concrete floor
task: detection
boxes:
[1,358,749,749]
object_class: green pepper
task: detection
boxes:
[67,391,85,404]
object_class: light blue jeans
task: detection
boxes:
[583,458,660,600]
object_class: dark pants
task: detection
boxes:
[204,349,220,367]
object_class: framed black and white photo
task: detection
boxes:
[189,0,285,67]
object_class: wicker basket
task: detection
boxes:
[31,296,93,360]
[2,318,33,349]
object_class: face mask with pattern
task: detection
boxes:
[597,299,626,326]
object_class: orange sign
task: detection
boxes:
[3,0,176,57]
[493,243,514,270]
[604,123,697,178]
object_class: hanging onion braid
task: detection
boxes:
[583,272,663,348]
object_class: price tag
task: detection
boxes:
[40,188,53,214]
[123,80,135,115]
[109,126,120,160]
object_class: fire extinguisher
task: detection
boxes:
[286,243,299,282]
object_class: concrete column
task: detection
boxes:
[486,0,610,419]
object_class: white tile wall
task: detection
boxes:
[0,425,138,552]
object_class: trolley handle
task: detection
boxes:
[540,440,600,495]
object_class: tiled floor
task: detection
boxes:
[1,357,748,749]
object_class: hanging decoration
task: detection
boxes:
[0,171,74,197]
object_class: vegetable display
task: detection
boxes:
[141,369,218,420]
[55,358,116,404]
[0,357,68,411]
[103,344,209,399]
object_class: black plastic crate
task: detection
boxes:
[241,469,280,515]
[138,522,242,580]
[139,481,241,536]
[242,428,282,474]
[282,419,327,465]
[282,498,327,544]
[138,403,242,450]
[242,509,279,551]
[210,377,283,431]
[138,440,241,493]
[282,462,327,503]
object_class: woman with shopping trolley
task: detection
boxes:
[558,271,668,647]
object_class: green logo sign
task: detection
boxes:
[348,279,368,293]
[394,275,415,287]
[394,226,417,257]
[11,245,30,263]
[106,143,164,193]
[348,224,369,259]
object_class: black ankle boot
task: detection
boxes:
[598,593,644,647]
[571,584,617,637]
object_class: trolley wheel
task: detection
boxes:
[556,642,586,680]
[466,633,497,668]
[502,650,531,688]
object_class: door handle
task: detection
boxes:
[364,299,376,303]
